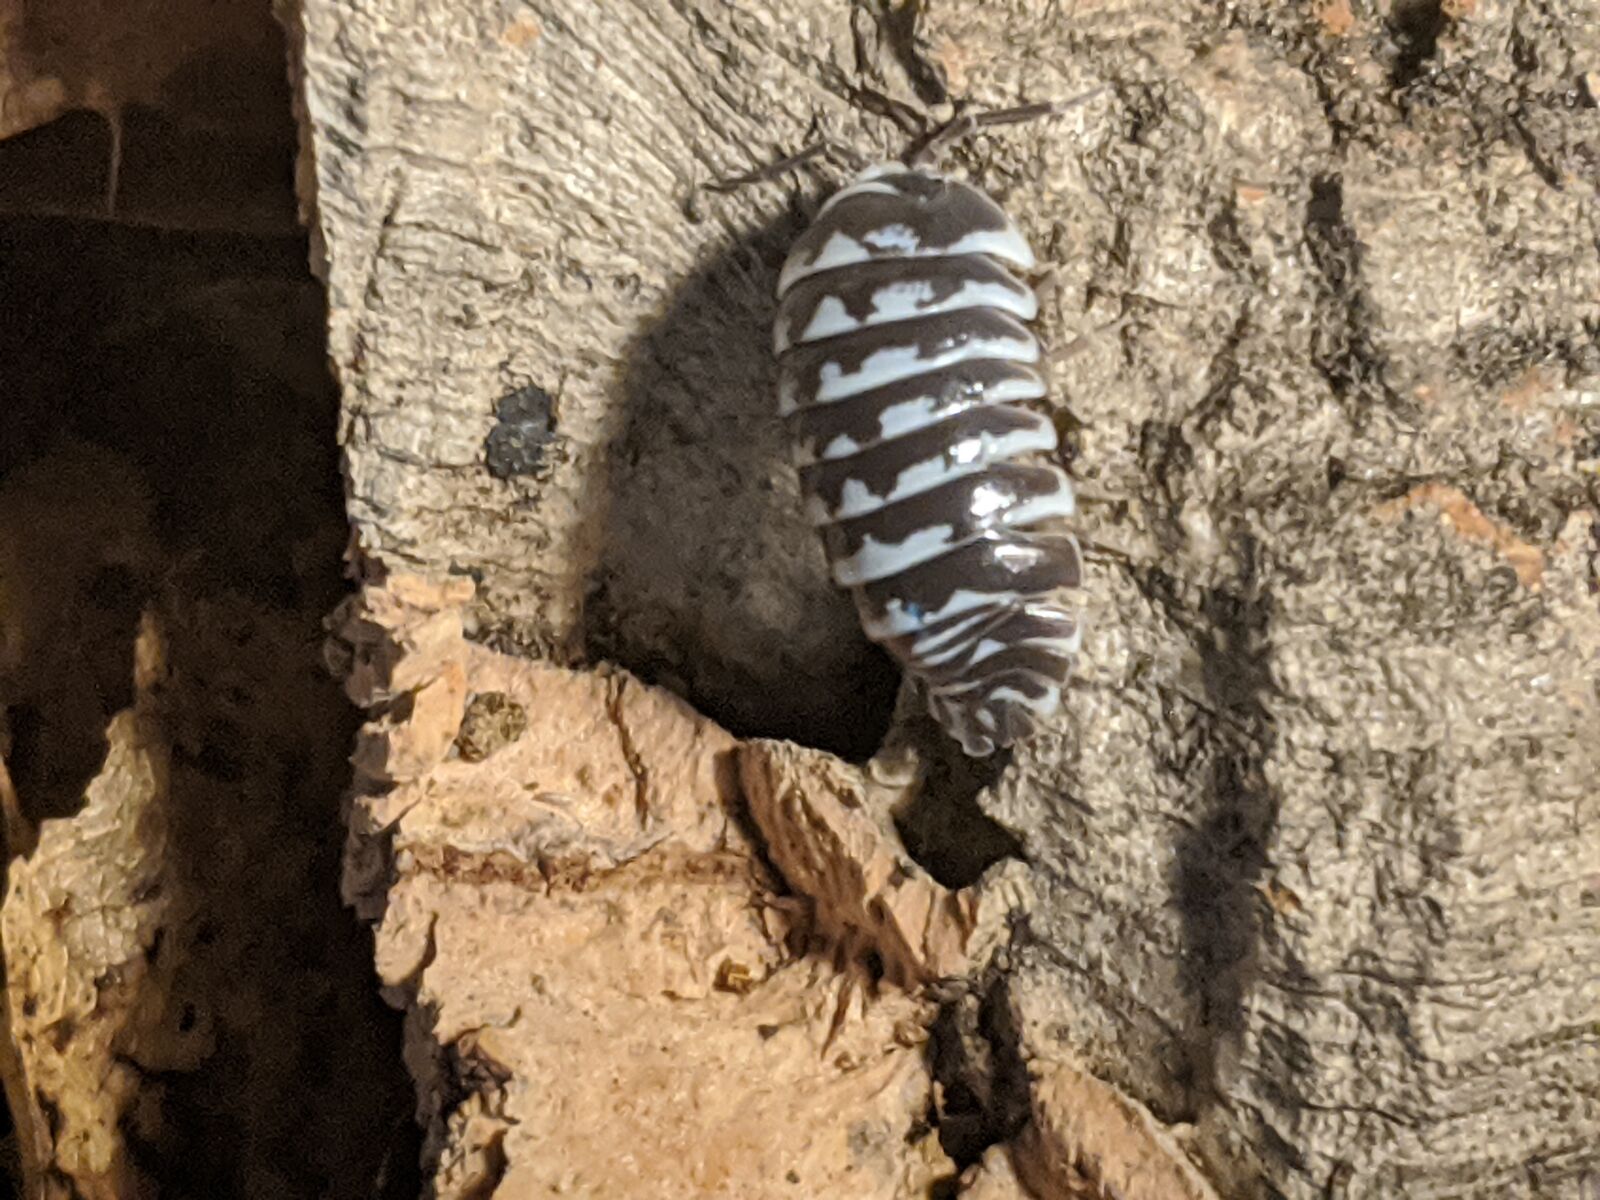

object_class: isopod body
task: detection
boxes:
[774,163,1083,757]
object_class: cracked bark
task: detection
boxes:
[288,0,1599,1196]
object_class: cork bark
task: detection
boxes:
[288,1,1600,1196]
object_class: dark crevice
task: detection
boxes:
[855,0,949,108]
[1138,419,1199,526]
[1508,24,1540,77]
[926,973,1031,1175]
[0,211,421,1198]
[1302,175,1412,431]
[1187,306,1252,440]
[1303,176,1348,275]
[893,738,1023,888]
[1388,0,1450,89]
[0,20,418,1193]
[1507,114,1564,189]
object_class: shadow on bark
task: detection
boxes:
[894,738,1023,889]
[1171,535,1279,1115]
[585,199,902,761]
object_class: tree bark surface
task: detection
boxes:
[290,1,1600,1196]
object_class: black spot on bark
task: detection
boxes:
[484,385,557,480]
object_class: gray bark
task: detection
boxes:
[288,0,1600,1195]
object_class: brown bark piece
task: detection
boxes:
[2,707,170,1200]
[739,739,1008,988]
[1012,1057,1221,1200]
[334,576,955,1197]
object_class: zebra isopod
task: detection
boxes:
[774,162,1083,757]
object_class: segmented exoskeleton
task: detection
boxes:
[773,161,1082,757]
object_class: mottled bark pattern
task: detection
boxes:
[287,0,1600,1195]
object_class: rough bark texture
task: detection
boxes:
[331,575,1010,1197]
[289,0,1600,1196]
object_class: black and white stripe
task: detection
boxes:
[775,163,1083,756]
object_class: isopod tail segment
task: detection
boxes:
[773,91,1104,757]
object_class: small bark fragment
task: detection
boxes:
[739,738,1015,988]
[1012,1057,1221,1200]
